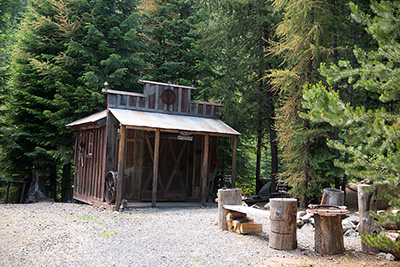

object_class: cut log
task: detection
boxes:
[226,212,262,234]
[218,188,242,230]
[357,184,379,252]
[314,214,344,255]
[269,198,297,250]
[321,188,345,206]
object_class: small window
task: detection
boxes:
[87,133,94,156]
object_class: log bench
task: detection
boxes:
[218,188,264,234]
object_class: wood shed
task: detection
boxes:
[67,80,240,210]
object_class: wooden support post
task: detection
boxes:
[201,133,210,206]
[231,136,238,188]
[321,188,345,206]
[314,215,344,255]
[358,184,378,252]
[269,198,297,250]
[218,188,242,230]
[152,129,160,208]
[115,126,126,210]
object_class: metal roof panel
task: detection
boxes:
[66,110,107,127]
[109,108,240,136]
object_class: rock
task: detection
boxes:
[251,204,260,209]
[297,219,305,228]
[377,253,386,259]
[342,219,355,233]
[309,218,314,225]
[297,211,307,218]
[301,213,313,223]
[264,203,270,210]
[354,211,359,216]
[344,229,358,237]
[386,253,396,261]
[300,223,314,231]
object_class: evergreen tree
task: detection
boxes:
[143,0,205,86]
[269,0,370,206]
[2,0,146,200]
[198,0,281,194]
[302,0,400,256]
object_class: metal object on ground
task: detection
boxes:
[105,171,117,204]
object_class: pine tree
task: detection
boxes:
[302,0,400,256]
[2,0,146,200]
[143,0,205,86]
[198,0,281,194]
[269,0,370,206]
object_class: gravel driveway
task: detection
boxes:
[0,202,393,266]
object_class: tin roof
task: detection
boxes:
[66,110,107,127]
[109,108,240,136]
[67,109,240,136]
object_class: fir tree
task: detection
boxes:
[269,0,369,206]
[2,0,146,200]
[302,0,400,256]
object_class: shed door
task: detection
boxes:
[141,133,192,201]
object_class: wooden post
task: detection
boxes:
[218,188,242,230]
[115,126,126,210]
[231,136,238,188]
[321,188,345,206]
[358,184,378,252]
[269,198,297,250]
[5,181,11,203]
[201,133,210,206]
[151,129,160,208]
[314,214,344,255]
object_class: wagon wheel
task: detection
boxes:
[105,171,117,204]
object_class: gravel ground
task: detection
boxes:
[0,202,397,267]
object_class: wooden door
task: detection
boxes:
[141,133,191,200]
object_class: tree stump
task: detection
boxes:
[314,214,344,255]
[321,188,345,206]
[218,188,242,230]
[357,184,379,252]
[269,198,297,250]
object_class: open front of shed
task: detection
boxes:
[67,80,240,210]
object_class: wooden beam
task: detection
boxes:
[115,125,126,211]
[201,133,210,206]
[231,136,238,188]
[152,129,160,208]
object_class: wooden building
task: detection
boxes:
[67,80,240,210]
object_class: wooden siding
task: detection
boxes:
[103,81,223,118]
[73,126,106,203]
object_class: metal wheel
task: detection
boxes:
[105,171,117,204]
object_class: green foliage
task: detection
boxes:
[302,0,400,253]
[1,0,147,199]
[360,231,400,259]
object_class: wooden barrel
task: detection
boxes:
[218,188,242,230]
[269,198,297,250]
[321,188,344,206]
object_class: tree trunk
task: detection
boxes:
[314,214,344,255]
[62,163,71,202]
[218,188,242,230]
[321,188,345,206]
[357,184,379,252]
[49,165,57,201]
[269,198,297,250]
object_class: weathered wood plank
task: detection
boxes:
[152,129,160,208]
[201,133,210,206]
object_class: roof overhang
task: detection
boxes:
[109,108,240,137]
[66,110,107,130]
[67,109,240,137]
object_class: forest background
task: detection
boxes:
[0,0,399,224]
